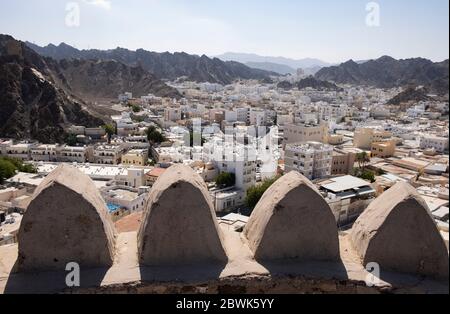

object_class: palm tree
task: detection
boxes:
[356,152,370,171]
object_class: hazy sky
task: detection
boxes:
[1,0,448,63]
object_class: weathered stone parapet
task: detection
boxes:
[1,166,448,294]
[243,171,340,262]
[350,182,449,279]
[138,165,228,266]
[17,165,116,272]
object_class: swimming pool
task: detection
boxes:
[107,203,121,213]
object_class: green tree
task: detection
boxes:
[359,170,375,183]
[215,172,236,188]
[0,158,17,183]
[0,157,37,183]
[132,104,141,113]
[65,133,78,146]
[245,176,280,209]
[146,126,167,144]
[102,124,116,144]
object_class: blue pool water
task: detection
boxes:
[107,203,121,213]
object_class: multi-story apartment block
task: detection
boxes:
[371,140,396,158]
[59,146,92,163]
[122,149,148,166]
[31,145,58,162]
[164,108,182,122]
[203,142,257,192]
[285,141,333,180]
[283,122,329,146]
[112,112,139,137]
[249,109,267,127]
[93,144,125,165]
[331,149,356,175]
[4,143,34,161]
[420,135,449,153]
[353,127,392,150]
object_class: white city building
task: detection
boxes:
[164,108,182,122]
[31,145,58,162]
[93,144,125,165]
[285,141,333,180]
[112,112,139,136]
[420,135,449,153]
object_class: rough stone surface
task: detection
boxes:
[138,165,228,266]
[350,182,449,279]
[243,171,340,261]
[18,165,116,272]
[2,231,448,294]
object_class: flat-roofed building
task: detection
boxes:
[328,134,344,146]
[93,144,125,165]
[67,126,86,136]
[0,139,14,156]
[283,122,329,146]
[318,175,376,226]
[353,127,392,150]
[420,135,449,153]
[392,157,431,172]
[5,143,34,161]
[285,141,333,180]
[101,186,147,213]
[30,144,58,162]
[211,189,245,213]
[85,127,107,140]
[122,149,148,167]
[331,149,356,175]
[145,167,167,186]
[164,108,182,122]
[371,140,396,158]
[58,146,92,163]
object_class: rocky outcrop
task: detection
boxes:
[277,76,342,91]
[138,165,228,266]
[0,34,104,143]
[315,56,449,96]
[244,171,340,261]
[18,165,116,272]
[46,58,182,100]
[350,182,449,279]
[387,86,432,105]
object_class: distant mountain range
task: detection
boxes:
[216,52,331,70]
[214,52,334,75]
[245,61,297,75]
[26,43,277,85]
[315,56,449,96]
[0,35,104,143]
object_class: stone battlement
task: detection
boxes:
[0,164,448,294]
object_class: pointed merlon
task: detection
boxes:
[244,171,340,262]
[351,182,449,279]
[18,164,116,272]
[138,165,228,266]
